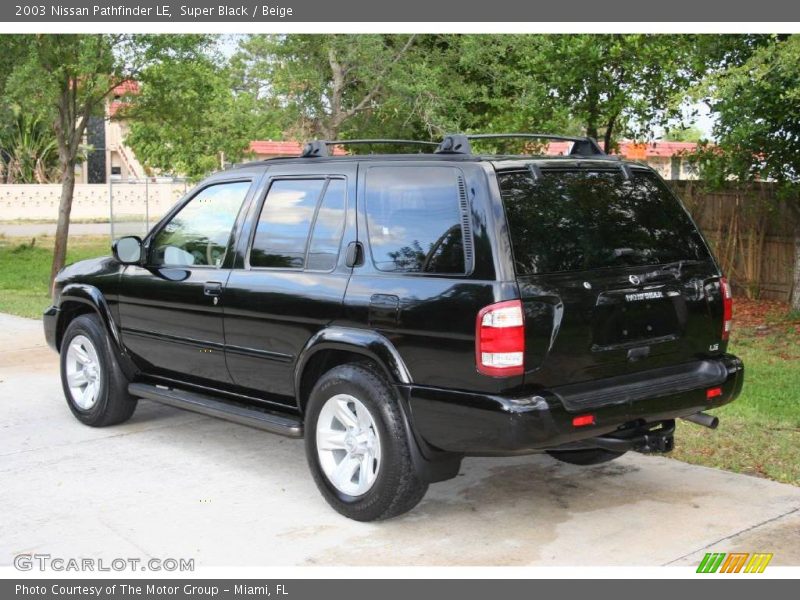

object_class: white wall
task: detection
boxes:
[0,182,191,222]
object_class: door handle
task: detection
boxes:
[344,241,364,268]
[203,281,223,297]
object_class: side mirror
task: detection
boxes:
[113,236,144,265]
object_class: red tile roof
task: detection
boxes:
[249,140,347,157]
[107,101,125,118]
[547,140,699,158]
[112,80,139,96]
[248,139,700,159]
[107,80,140,118]
[627,141,698,158]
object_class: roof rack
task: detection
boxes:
[298,133,606,159]
[300,139,439,158]
[435,133,605,157]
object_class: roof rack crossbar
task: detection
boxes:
[301,139,439,158]
[435,133,605,157]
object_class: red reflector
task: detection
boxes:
[572,414,595,427]
[706,387,723,400]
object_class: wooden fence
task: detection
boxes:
[672,181,797,301]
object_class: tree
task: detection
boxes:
[232,34,418,140]
[123,50,278,180]
[692,34,800,309]
[0,107,61,183]
[455,35,732,151]
[1,34,210,282]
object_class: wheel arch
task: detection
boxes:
[294,327,412,414]
[56,285,132,378]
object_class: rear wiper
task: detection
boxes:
[610,247,647,266]
[643,260,700,282]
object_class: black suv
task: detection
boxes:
[44,134,743,521]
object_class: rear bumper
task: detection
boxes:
[404,354,743,455]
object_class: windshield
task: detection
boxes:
[497,168,711,275]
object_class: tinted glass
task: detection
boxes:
[250,179,325,269]
[307,179,346,271]
[498,169,711,275]
[151,181,250,267]
[366,167,466,274]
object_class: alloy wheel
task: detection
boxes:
[65,334,102,410]
[315,393,382,496]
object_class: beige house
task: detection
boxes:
[77,81,145,184]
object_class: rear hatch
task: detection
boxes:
[495,164,726,389]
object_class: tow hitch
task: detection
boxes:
[587,420,676,454]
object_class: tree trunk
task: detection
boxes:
[586,121,599,142]
[791,220,800,311]
[585,80,600,143]
[50,163,76,283]
[603,112,619,154]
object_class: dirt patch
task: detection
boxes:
[0,345,55,372]
[735,298,797,330]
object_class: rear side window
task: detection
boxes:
[497,169,711,275]
[365,167,468,274]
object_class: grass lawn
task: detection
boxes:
[0,235,111,319]
[0,235,798,485]
[671,300,800,486]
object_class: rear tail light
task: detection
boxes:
[706,387,723,400]
[476,299,525,377]
[720,277,733,340]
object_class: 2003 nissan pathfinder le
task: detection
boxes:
[44,134,743,521]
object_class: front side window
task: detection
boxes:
[365,167,467,274]
[151,181,250,267]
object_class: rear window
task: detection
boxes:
[497,169,711,275]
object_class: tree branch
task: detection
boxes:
[339,35,417,122]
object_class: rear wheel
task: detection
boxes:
[305,363,428,521]
[60,314,137,427]
[547,448,626,465]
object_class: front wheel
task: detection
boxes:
[60,313,137,427]
[305,363,428,521]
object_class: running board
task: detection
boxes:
[128,382,303,438]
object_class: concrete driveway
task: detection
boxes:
[1,312,799,567]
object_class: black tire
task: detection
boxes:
[59,313,137,427]
[547,448,626,466]
[305,363,428,521]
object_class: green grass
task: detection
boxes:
[0,238,797,484]
[0,235,111,319]
[671,308,800,485]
